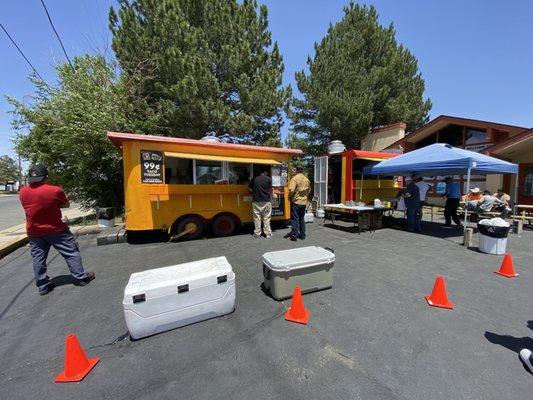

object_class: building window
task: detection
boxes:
[465,128,489,145]
[195,160,222,184]
[227,163,252,184]
[439,124,463,147]
[524,167,533,197]
[165,157,193,184]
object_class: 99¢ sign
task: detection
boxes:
[140,150,163,183]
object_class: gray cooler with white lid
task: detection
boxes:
[123,256,235,339]
[262,246,334,300]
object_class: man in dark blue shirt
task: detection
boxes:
[442,177,462,227]
[399,178,421,233]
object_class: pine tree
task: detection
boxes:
[109,0,289,145]
[290,2,432,153]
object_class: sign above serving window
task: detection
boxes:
[140,150,163,184]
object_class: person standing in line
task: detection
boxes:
[19,165,95,295]
[442,176,462,227]
[414,176,432,220]
[286,166,310,241]
[399,176,421,233]
[248,168,272,238]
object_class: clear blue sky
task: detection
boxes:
[2,0,532,161]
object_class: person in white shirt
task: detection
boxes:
[414,176,432,219]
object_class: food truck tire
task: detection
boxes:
[212,214,237,237]
[172,215,205,240]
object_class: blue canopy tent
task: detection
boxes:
[362,143,519,229]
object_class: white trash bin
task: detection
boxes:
[478,218,510,255]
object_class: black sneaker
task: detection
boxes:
[39,282,54,296]
[298,235,306,240]
[75,271,95,286]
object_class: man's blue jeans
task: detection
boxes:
[406,207,422,233]
[290,203,306,239]
[29,229,88,291]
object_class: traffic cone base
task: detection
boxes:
[284,286,310,325]
[493,253,519,278]
[494,270,519,278]
[54,334,100,383]
[285,307,310,324]
[54,357,99,383]
[424,295,454,309]
[425,276,454,309]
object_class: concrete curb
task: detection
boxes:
[0,235,29,259]
[0,224,102,260]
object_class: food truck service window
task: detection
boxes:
[164,157,193,184]
[196,160,222,184]
[227,163,252,184]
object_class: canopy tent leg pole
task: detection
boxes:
[359,173,364,202]
[463,167,471,233]
[512,173,519,217]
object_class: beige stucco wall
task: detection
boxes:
[361,126,405,152]
[485,174,503,194]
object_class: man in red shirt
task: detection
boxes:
[19,165,95,295]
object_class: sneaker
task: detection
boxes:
[253,234,261,238]
[75,271,95,286]
[265,234,273,238]
[39,282,54,296]
[520,349,533,374]
[297,235,306,240]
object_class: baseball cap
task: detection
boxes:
[28,164,49,183]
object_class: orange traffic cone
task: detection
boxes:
[285,286,310,324]
[494,253,519,278]
[425,276,454,309]
[54,334,100,383]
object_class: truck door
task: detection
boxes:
[314,156,328,207]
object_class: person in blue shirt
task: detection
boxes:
[399,177,421,232]
[442,177,462,227]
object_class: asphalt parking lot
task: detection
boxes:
[0,219,531,399]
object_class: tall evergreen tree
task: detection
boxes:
[109,0,289,145]
[290,2,432,153]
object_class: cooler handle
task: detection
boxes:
[177,284,189,293]
[325,247,335,254]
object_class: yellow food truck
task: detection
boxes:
[108,132,302,240]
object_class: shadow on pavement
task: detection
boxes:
[126,221,291,245]
[50,274,78,287]
[484,330,533,354]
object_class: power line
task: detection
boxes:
[0,23,45,81]
[39,0,75,73]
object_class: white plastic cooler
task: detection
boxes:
[262,246,335,300]
[123,256,235,339]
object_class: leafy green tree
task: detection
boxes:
[8,55,146,210]
[290,2,432,154]
[109,0,290,146]
[0,155,20,189]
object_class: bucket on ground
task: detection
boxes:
[98,207,116,228]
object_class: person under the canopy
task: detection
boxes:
[463,187,483,202]
[398,176,421,233]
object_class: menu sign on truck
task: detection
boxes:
[140,150,163,183]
